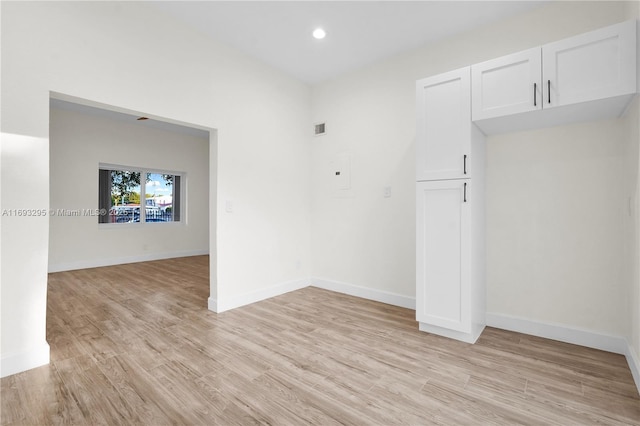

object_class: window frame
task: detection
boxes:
[98,163,185,228]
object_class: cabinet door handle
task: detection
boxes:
[463,155,467,175]
[463,182,467,203]
[534,82,537,106]
[548,80,551,104]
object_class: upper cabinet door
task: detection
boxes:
[543,20,637,108]
[416,67,471,181]
[471,48,542,121]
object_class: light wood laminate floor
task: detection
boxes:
[2,256,639,425]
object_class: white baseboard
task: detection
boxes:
[310,277,416,310]
[485,312,628,354]
[209,277,415,313]
[1,341,50,378]
[486,312,640,394]
[48,249,209,273]
[208,297,219,312]
[626,343,640,396]
[209,278,310,313]
[419,322,485,344]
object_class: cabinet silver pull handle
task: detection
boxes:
[534,82,537,106]
[548,80,551,104]
[463,155,467,175]
[464,183,467,203]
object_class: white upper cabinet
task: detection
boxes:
[472,48,542,121]
[416,67,471,181]
[544,20,637,108]
[472,20,637,133]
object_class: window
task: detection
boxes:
[98,166,183,224]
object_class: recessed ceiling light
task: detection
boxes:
[312,28,326,40]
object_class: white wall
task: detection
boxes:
[48,106,209,271]
[622,94,640,385]
[1,1,311,377]
[623,0,640,385]
[487,119,627,335]
[311,1,631,335]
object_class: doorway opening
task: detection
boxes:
[47,92,217,312]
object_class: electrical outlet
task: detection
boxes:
[384,186,391,198]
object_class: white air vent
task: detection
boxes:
[314,122,326,136]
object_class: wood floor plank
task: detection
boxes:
[0,364,84,426]
[96,353,197,424]
[420,380,542,425]
[2,255,639,425]
[147,361,230,422]
[54,355,137,424]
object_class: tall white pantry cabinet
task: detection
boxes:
[415,67,486,344]
[415,19,637,345]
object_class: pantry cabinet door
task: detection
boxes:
[416,179,471,333]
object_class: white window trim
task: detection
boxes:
[99,163,185,227]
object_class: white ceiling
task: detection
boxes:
[152,1,546,84]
